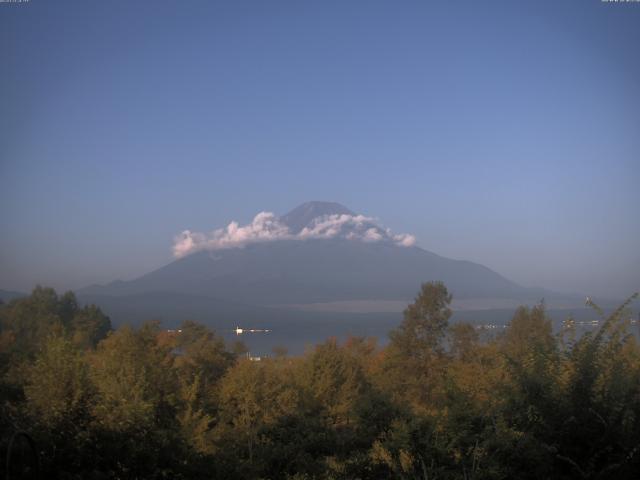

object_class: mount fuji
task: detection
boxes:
[78,201,579,327]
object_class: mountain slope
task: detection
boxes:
[80,240,532,304]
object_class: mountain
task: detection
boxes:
[78,201,581,328]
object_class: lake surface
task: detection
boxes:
[219,307,623,356]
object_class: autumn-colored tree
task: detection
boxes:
[299,339,371,427]
[70,304,111,349]
[2,284,639,479]
[215,358,304,477]
[449,322,479,362]
[382,281,452,413]
[173,320,234,398]
[0,287,65,358]
[88,321,182,477]
[549,294,640,478]
[170,320,235,456]
[0,287,111,358]
[23,334,95,475]
[389,281,452,359]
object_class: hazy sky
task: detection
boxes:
[1,1,639,298]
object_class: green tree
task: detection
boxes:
[89,322,181,477]
[173,320,234,394]
[0,286,65,358]
[90,322,174,431]
[389,281,452,359]
[70,304,111,349]
[382,282,452,412]
[25,334,93,428]
[550,293,640,478]
[216,358,303,476]
[23,334,96,476]
[0,287,110,357]
[300,339,370,427]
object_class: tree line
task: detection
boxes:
[1,283,639,479]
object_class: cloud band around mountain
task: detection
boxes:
[173,212,416,258]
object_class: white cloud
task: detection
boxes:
[364,228,384,242]
[299,214,376,240]
[173,230,206,258]
[393,233,417,247]
[172,211,417,257]
[173,212,291,258]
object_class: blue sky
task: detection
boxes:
[1,0,638,298]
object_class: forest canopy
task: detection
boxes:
[1,284,639,479]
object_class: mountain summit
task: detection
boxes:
[280,201,356,233]
[171,201,415,258]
